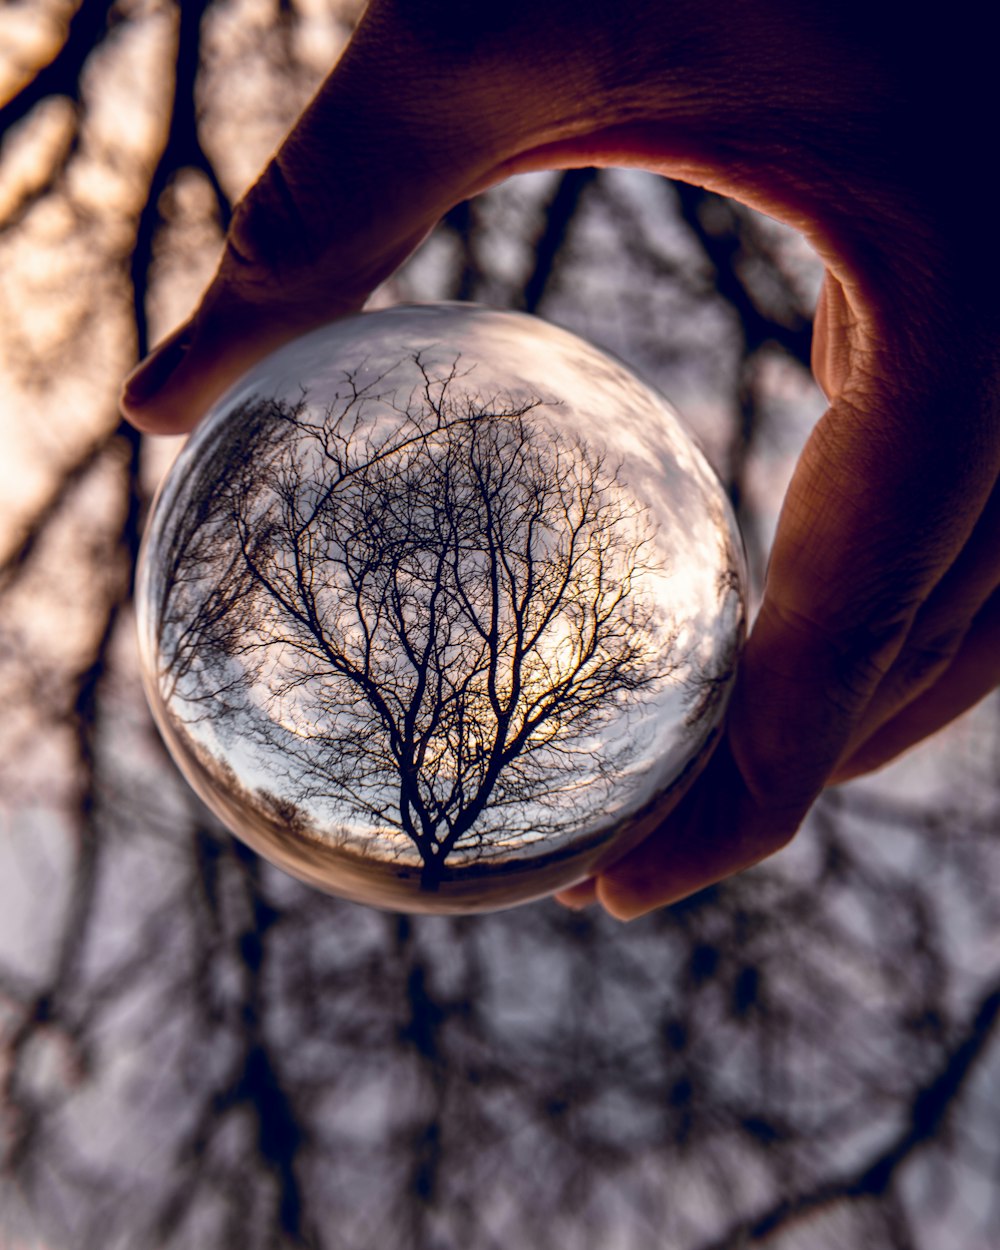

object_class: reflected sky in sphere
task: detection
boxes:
[136,304,746,912]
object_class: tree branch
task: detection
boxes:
[696,978,1000,1250]
[0,0,117,137]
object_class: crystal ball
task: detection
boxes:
[136,304,746,913]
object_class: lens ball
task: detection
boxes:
[136,304,745,912]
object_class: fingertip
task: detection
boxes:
[553,878,599,910]
[119,309,269,435]
[595,872,676,922]
[119,322,197,434]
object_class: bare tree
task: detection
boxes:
[155,360,669,888]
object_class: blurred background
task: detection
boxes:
[1,3,999,1248]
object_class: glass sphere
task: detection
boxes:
[136,304,746,913]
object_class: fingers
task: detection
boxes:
[554,878,599,910]
[120,4,540,434]
[740,385,993,762]
[833,586,1000,781]
[119,0,910,437]
[123,0,697,435]
[831,475,1000,767]
[568,585,1000,919]
[585,353,1000,918]
[592,735,800,920]
[577,583,1000,920]
[571,248,999,920]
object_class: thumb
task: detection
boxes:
[119,8,530,434]
[121,0,797,434]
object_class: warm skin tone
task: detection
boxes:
[121,0,1000,918]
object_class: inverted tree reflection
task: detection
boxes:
[157,359,672,886]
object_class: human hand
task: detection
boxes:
[121,0,1000,918]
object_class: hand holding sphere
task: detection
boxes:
[124,2,1000,917]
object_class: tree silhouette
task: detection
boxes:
[155,358,671,888]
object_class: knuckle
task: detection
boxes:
[225,155,315,283]
[830,617,912,705]
[896,623,968,690]
[767,595,913,704]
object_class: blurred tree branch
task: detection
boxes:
[700,979,1000,1250]
[0,0,117,134]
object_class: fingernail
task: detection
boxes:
[121,326,192,410]
[595,879,659,923]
